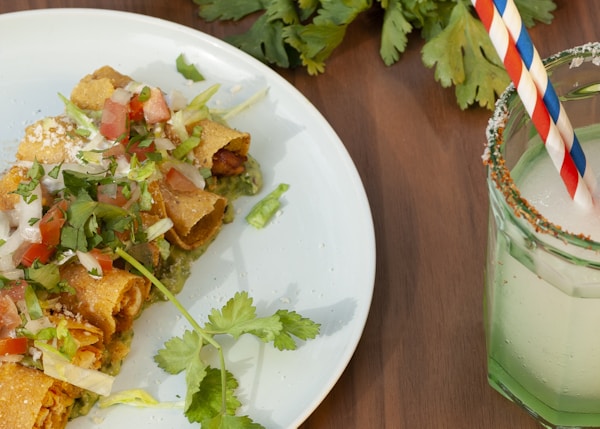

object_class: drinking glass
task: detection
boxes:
[485,43,600,428]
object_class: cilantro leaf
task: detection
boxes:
[380,0,413,66]
[120,250,320,429]
[282,0,370,74]
[154,330,203,375]
[12,159,44,203]
[192,0,556,109]
[266,0,300,25]
[514,0,556,27]
[272,309,321,351]
[201,413,263,429]
[185,356,208,413]
[421,1,509,109]
[186,368,241,423]
[154,330,208,413]
[195,0,267,21]
[283,22,346,74]
[205,291,283,341]
[226,14,291,68]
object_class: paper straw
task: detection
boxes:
[492,0,597,194]
[472,0,593,208]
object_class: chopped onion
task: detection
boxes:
[153,137,176,150]
[1,268,24,281]
[25,316,54,334]
[55,249,76,266]
[114,155,131,177]
[0,211,10,241]
[146,218,174,242]
[76,250,103,278]
[168,90,188,111]
[0,242,21,271]
[111,88,132,105]
[81,132,107,153]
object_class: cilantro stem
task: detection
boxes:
[115,248,217,348]
[115,248,229,412]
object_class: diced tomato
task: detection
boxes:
[100,97,129,141]
[129,94,145,121]
[0,337,28,355]
[97,184,129,207]
[127,140,156,162]
[39,200,68,246]
[19,243,56,267]
[0,296,21,333]
[143,88,171,124]
[90,248,114,273]
[0,279,28,302]
[103,143,127,159]
[166,167,197,192]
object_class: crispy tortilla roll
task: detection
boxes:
[59,264,150,339]
[16,116,86,164]
[70,66,132,110]
[192,119,250,173]
[165,119,250,175]
[148,180,226,250]
[0,362,81,429]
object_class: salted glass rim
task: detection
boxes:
[485,42,600,251]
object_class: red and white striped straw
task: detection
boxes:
[493,0,597,195]
[472,0,594,208]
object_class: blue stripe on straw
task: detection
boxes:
[542,82,560,122]
[570,136,587,173]
[494,0,507,14]
[491,0,589,179]
[516,23,533,68]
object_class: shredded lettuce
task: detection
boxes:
[211,87,269,121]
[176,53,205,82]
[98,388,184,409]
[58,93,98,137]
[245,183,289,229]
[35,340,115,396]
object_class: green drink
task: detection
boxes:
[485,44,600,428]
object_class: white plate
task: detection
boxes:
[0,9,375,429]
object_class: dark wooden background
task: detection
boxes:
[2,1,598,427]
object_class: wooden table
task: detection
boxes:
[2,1,599,427]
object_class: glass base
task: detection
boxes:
[489,358,600,428]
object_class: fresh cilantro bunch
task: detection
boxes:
[193,0,557,109]
[117,249,321,428]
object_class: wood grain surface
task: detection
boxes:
[2,1,599,427]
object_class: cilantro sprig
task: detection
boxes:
[116,248,320,428]
[193,0,557,109]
